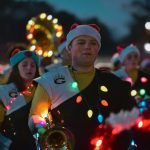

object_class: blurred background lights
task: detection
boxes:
[131,90,137,97]
[140,77,148,83]
[139,89,146,96]
[145,22,150,30]
[96,139,102,147]
[144,43,150,52]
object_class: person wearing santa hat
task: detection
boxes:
[113,44,140,81]
[113,44,150,93]
[29,24,139,150]
[0,49,40,150]
[113,44,150,149]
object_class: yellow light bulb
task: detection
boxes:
[100,85,108,92]
[87,109,93,118]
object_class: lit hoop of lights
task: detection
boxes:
[26,12,63,57]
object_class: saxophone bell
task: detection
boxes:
[39,124,74,150]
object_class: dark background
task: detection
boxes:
[0,0,150,63]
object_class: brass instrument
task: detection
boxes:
[38,117,74,150]
[26,13,63,58]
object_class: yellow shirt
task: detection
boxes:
[0,104,5,122]
[29,69,96,117]
[127,68,138,83]
[70,68,95,91]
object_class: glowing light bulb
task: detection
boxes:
[100,85,108,92]
[76,96,82,104]
[96,139,102,147]
[138,121,143,128]
[97,114,103,123]
[71,82,78,89]
[87,109,93,118]
[139,89,146,96]
[6,105,10,110]
[139,108,144,113]
[47,15,52,20]
[131,90,137,97]
[139,101,146,107]
[141,77,148,83]
[40,13,47,19]
[101,99,108,106]
[130,139,137,147]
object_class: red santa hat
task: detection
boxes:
[118,44,140,63]
[66,23,101,50]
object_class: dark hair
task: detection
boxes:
[7,64,39,92]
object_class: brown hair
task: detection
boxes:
[7,64,39,92]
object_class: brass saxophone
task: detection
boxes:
[39,117,75,150]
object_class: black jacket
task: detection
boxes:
[52,69,137,150]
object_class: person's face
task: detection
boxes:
[68,35,100,67]
[123,52,140,70]
[18,58,37,81]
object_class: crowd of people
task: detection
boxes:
[0,23,150,150]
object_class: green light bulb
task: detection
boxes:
[140,89,146,95]
[71,82,78,89]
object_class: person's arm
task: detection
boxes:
[29,84,51,133]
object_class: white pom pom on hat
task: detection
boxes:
[118,44,140,63]
[66,23,101,50]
